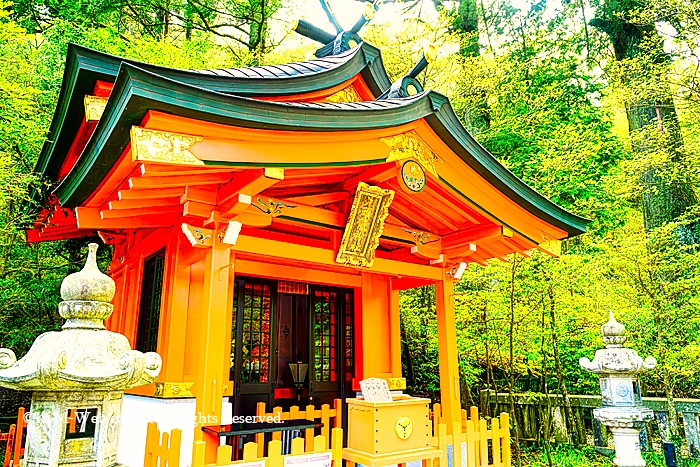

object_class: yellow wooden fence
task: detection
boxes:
[143,422,182,467]
[143,422,342,467]
[0,407,25,467]
[430,404,511,467]
[191,428,343,467]
[254,399,342,457]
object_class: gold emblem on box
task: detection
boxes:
[336,182,394,268]
[395,416,413,440]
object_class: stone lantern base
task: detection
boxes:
[24,391,124,467]
[594,406,654,467]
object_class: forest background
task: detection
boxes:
[0,0,699,464]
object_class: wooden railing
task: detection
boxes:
[485,392,700,456]
[431,403,483,433]
[143,422,182,467]
[431,404,512,467]
[254,399,342,456]
[144,421,343,467]
[0,408,25,467]
[191,428,343,467]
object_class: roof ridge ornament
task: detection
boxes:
[294,0,380,58]
[378,43,440,100]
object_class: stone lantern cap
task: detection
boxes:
[0,244,161,391]
[579,311,656,375]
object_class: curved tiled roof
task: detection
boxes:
[51,63,589,237]
[101,45,380,82]
[32,42,392,186]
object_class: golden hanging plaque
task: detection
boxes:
[336,182,394,268]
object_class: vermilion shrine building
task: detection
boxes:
[25,40,588,465]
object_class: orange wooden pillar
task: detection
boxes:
[356,272,403,385]
[193,225,234,462]
[388,285,402,377]
[435,267,461,433]
[159,229,190,382]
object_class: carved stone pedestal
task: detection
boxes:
[594,407,653,467]
[25,392,124,467]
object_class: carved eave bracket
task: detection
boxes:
[84,95,109,122]
[336,182,394,268]
[130,126,204,166]
[380,131,442,177]
[326,85,363,103]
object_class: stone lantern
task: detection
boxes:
[0,244,161,467]
[580,311,657,467]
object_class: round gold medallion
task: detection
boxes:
[395,416,413,440]
[400,160,426,193]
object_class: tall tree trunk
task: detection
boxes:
[654,311,679,437]
[507,257,522,467]
[547,285,581,446]
[591,11,698,243]
[432,0,480,57]
[540,302,553,467]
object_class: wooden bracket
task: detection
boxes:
[218,221,243,245]
[220,193,252,218]
[181,223,214,247]
[443,243,477,260]
[410,243,442,261]
[218,168,284,206]
[442,224,513,250]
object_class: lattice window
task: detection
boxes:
[344,291,354,382]
[230,285,238,381]
[314,290,337,382]
[135,249,166,353]
[240,282,272,383]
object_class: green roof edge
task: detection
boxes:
[53,63,589,237]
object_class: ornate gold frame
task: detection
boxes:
[336,182,394,268]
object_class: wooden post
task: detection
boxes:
[305,405,315,452]
[321,404,330,448]
[194,228,233,462]
[268,440,283,467]
[479,419,488,467]
[491,417,501,467]
[452,422,462,467]
[331,428,343,467]
[144,422,159,467]
[435,268,461,432]
[500,413,511,466]
[389,286,402,377]
[256,402,266,458]
[161,229,190,381]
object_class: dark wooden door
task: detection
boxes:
[232,278,276,416]
[309,287,348,406]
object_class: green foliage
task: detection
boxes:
[1,0,700,460]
